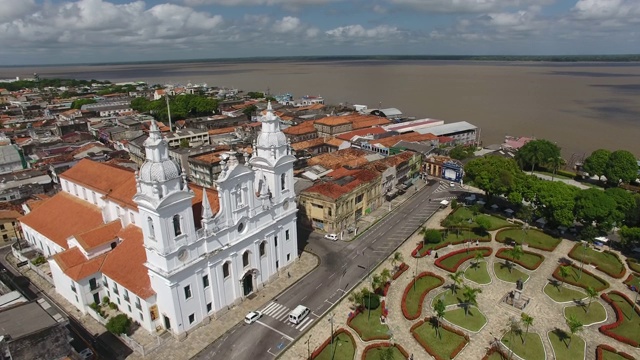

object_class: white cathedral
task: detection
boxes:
[19,103,299,336]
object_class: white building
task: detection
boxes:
[19,103,298,337]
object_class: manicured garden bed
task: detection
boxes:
[564,302,607,326]
[493,262,529,284]
[495,228,561,251]
[543,283,586,303]
[434,247,492,272]
[413,229,490,256]
[362,343,409,360]
[495,247,545,270]
[626,258,640,273]
[568,244,626,279]
[411,317,469,360]
[451,207,513,230]
[623,273,640,291]
[482,347,510,360]
[311,328,356,360]
[599,291,640,347]
[501,331,545,360]
[443,307,487,332]
[392,262,409,280]
[347,306,390,341]
[548,329,585,360]
[552,264,609,292]
[464,261,491,285]
[402,272,444,320]
[433,287,465,307]
[596,344,636,360]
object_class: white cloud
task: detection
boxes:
[273,16,301,33]
[325,24,401,40]
[184,0,338,6]
[572,0,640,23]
[388,0,552,13]
[0,0,36,23]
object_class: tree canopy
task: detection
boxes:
[131,94,218,122]
[464,156,521,199]
[514,139,561,173]
[604,150,638,185]
[574,188,618,231]
[582,149,611,179]
[71,98,97,109]
[449,145,476,160]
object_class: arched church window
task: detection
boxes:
[147,217,155,239]
[222,262,230,278]
[235,185,244,205]
[281,174,286,190]
[242,251,250,268]
[259,242,266,257]
[173,215,182,237]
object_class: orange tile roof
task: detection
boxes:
[336,127,387,141]
[303,169,380,200]
[101,226,155,298]
[208,127,236,135]
[369,132,437,148]
[19,192,104,249]
[102,176,138,210]
[315,116,352,126]
[0,210,21,220]
[290,137,328,151]
[192,150,226,164]
[306,148,369,170]
[283,121,317,135]
[74,220,122,251]
[60,159,135,196]
[325,138,346,148]
[189,184,220,225]
[53,247,107,281]
[351,118,391,130]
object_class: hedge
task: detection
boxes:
[481,346,510,360]
[567,243,626,279]
[411,317,469,360]
[392,263,409,280]
[434,247,493,272]
[495,248,545,270]
[310,328,356,359]
[552,263,609,292]
[599,291,640,347]
[360,342,409,360]
[401,272,444,320]
[595,344,635,360]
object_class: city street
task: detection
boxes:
[194,180,461,359]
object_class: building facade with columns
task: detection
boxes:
[19,103,298,336]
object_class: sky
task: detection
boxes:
[0,0,639,65]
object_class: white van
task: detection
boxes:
[288,305,310,325]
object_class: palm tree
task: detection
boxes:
[462,285,482,316]
[585,287,598,313]
[546,156,566,181]
[448,270,464,294]
[506,317,522,360]
[348,290,365,310]
[433,298,446,339]
[566,315,583,348]
[390,251,404,270]
[559,266,571,287]
[474,251,484,270]
[380,268,392,285]
[371,275,383,293]
[520,313,534,344]
[506,245,524,273]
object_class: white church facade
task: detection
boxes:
[19,103,299,336]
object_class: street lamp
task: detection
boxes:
[328,313,335,360]
[413,255,419,291]
[305,335,312,359]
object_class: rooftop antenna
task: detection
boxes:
[165,93,172,133]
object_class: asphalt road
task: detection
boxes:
[0,246,132,360]
[194,181,461,360]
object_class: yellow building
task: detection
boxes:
[0,210,22,243]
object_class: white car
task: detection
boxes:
[449,182,456,187]
[244,311,262,324]
[324,233,338,241]
[78,348,94,360]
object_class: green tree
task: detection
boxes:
[534,181,578,227]
[242,104,257,119]
[604,150,638,184]
[559,266,571,287]
[420,228,442,244]
[619,226,640,248]
[106,314,131,335]
[179,138,189,148]
[506,245,524,273]
[390,251,404,270]
[574,188,617,232]
[506,316,522,360]
[583,149,611,180]
[515,139,561,174]
[462,285,482,316]
[545,155,566,181]
[604,187,638,226]
[442,215,463,237]
[433,298,446,339]
[464,156,522,200]
[379,347,395,360]
[449,145,475,160]
[379,268,392,285]
[473,251,484,270]
[131,97,151,112]
[585,287,598,313]
[566,315,583,348]
[475,216,491,234]
[348,289,365,310]
[71,98,97,109]
[448,270,464,294]
[520,313,534,344]
[246,91,265,99]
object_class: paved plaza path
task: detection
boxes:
[283,206,640,360]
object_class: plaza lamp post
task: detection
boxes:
[305,335,312,359]
[413,255,419,291]
[328,313,336,360]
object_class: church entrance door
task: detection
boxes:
[242,273,253,296]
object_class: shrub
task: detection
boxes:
[596,344,636,360]
[392,263,409,280]
[108,302,118,310]
[451,199,458,208]
[423,229,442,244]
[102,296,110,305]
[363,293,380,310]
[361,343,409,360]
[89,302,99,311]
[31,256,46,266]
[106,314,131,335]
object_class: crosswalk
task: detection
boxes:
[260,302,314,332]
[434,182,454,193]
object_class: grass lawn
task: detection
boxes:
[349,306,390,341]
[496,228,561,251]
[569,245,624,277]
[486,353,508,360]
[404,275,444,318]
[451,207,513,230]
[627,259,640,273]
[554,265,609,292]
[421,229,490,252]
[502,331,545,360]
[564,302,607,326]
[443,307,487,332]
[543,283,586,303]
[432,287,465,307]
[314,332,355,360]
[496,248,544,270]
[624,273,640,289]
[413,321,468,360]
[437,248,491,272]
[548,329,585,360]
[607,292,640,345]
[363,345,406,360]
[465,261,491,285]
[599,348,634,360]
[494,262,529,284]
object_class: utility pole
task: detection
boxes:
[165,94,172,133]
[305,335,312,359]
[328,313,335,360]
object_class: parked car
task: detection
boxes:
[324,233,338,241]
[78,348,95,360]
[244,311,262,324]
[449,182,456,187]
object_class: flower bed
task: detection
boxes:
[392,263,409,280]
[310,328,356,359]
[552,263,609,292]
[595,344,635,360]
[361,342,409,360]
[599,291,640,347]
[411,317,469,360]
[495,248,544,270]
[401,272,444,320]
[568,243,626,279]
[434,247,492,272]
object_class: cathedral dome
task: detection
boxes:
[256,131,287,148]
[139,159,181,183]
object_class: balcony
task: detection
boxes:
[90,283,100,291]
